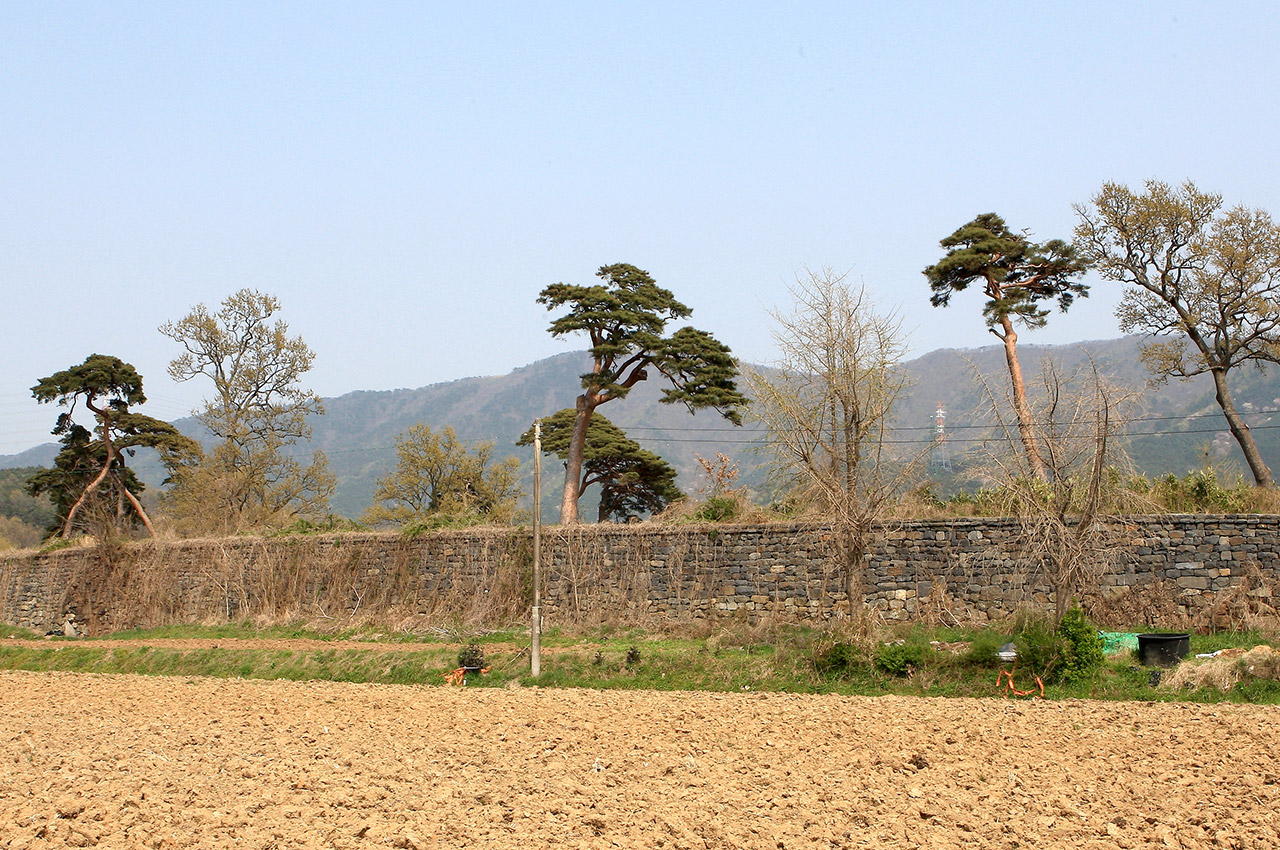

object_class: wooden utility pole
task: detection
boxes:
[531,419,542,677]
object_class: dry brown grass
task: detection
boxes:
[44,531,536,636]
[1161,645,1280,692]
[1084,579,1191,631]
[1083,562,1280,633]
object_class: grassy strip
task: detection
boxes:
[0,645,454,685]
[1,623,1277,702]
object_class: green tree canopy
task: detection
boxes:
[537,263,746,523]
[27,354,198,538]
[519,409,682,522]
[363,424,522,527]
[924,214,1090,479]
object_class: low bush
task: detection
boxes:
[272,516,366,536]
[1057,606,1105,683]
[694,496,741,523]
[1012,614,1067,683]
[874,642,927,677]
[812,640,864,676]
[457,643,485,669]
[962,631,1005,667]
[402,514,491,535]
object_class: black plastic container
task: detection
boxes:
[1137,633,1190,667]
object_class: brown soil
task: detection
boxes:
[2,671,1278,849]
[0,638,465,653]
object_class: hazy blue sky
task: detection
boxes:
[4,2,1279,453]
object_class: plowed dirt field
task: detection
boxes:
[2,670,1278,849]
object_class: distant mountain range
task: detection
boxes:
[4,336,1279,519]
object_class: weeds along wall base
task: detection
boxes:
[2,518,1279,635]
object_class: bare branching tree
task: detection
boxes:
[743,269,914,612]
[161,290,334,534]
[1075,180,1280,487]
[978,358,1136,619]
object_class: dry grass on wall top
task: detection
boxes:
[29,529,540,636]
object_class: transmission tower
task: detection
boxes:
[932,402,951,471]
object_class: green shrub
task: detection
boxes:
[1013,615,1067,683]
[457,643,485,669]
[1148,468,1255,513]
[272,516,365,536]
[812,641,863,676]
[39,536,80,553]
[908,485,946,509]
[402,513,488,536]
[1057,606,1104,683]
[874,642,927,677]
[694,496,740,523]
[962,631,1005,667]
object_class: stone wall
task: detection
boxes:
[2,516,1278,635]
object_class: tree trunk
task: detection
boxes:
[1052,528,1071,621]
[558,397,595,524]
[62,402,117,537]
[840,522,865,613]
[119,482,157,538]
[1211,367,1274,488]
[999,318,1047,480]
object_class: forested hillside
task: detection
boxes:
[903,337,1280,490]
[0,468,54,548]
[5,335,1279,522]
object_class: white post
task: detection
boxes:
[531,419,542,678]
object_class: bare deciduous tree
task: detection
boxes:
[978,358,1135,619]
[1075,180,1280,488]
[161,290,334,534]
[743,269,913,611]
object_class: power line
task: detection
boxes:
[277,422,1258,454]
[7,411,1272,460]
[618,409,1278,434]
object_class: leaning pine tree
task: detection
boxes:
[537,263,747,524]
[28,354,199,538]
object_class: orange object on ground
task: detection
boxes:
[996,666,1044,699]
[444,666,492,686]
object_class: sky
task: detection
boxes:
[4,1,1280,454]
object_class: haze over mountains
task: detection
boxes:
[4,335,1280,520]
